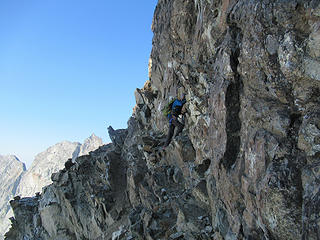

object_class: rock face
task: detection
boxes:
[5,0,320,239]
[0,156,25,240]
[0,135,103,240]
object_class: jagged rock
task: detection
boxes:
[0,135,103,239]
[64,158,74,170]
[5,195,44,240]
[169,232,184,239]
[6,144,130,240]
[78,133,104,156]
[0,156,25,240]
[112,225,126,240]
[192,180,210,206]
[5,0,320,240]
[172,167,183,184]
[108,126,128,151]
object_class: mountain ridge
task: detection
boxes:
[0,134,104,240]
[5,0,320,239]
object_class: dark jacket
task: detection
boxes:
[168,99,186,123]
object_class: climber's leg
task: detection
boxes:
[164,123,175,147]
[173,118,184,137]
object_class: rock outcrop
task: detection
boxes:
[5,0,320,239]
[0,135,103,239]
[0,156,25,240]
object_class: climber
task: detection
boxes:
[163,92,187,147]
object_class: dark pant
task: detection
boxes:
[164,117,184,147]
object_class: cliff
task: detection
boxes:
[5,0,320,239]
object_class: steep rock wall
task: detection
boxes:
[145,0,320,238]
[6,0,320,239]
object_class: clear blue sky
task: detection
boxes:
[0,0,158,168]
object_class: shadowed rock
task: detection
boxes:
[5,0,320,239]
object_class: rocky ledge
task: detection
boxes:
[5,0,320,239]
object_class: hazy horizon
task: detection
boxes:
[1,133,106,169]
[1,133,107,169]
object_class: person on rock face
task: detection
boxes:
[164,92,187,147]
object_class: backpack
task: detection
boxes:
[162,98,175,117]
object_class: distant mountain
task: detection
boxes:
[16,134,103,197]
[15,141,81,198]
[0,155,25,240]
[79,133,104,156]
[0,134,104,240]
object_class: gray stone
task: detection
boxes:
[169,232,184,239]
[173,167,183,183]
[0,155,26,240]
[265,35,279,55]
[1,135,103,239]
[5,0,320,239]
[204,226,213,233]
